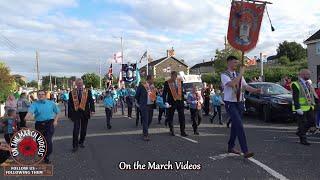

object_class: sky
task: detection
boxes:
[0,0,319,81]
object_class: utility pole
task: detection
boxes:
[99,60,102,89]
[224,36,227,51]
[49,73,52,91]
[260,52,264,81]
[121,36,124,64]
[146,50,149,76]
[36,51,40,90]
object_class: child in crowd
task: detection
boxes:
[103,91,114,130]
[210,90,225,125]
[0,109,19,144]
[187,85,203,135]
[156,88,166,125]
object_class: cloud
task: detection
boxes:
[0,0,319,81]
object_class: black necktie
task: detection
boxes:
[78,89,82,101]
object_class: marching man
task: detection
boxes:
[135,75,157,141]
[163,71,188,137]
[292,69,318,145]
[68,78,95,152]
[221,56,261,158]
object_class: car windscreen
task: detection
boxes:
[251,83,291,95]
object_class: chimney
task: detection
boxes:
[167,47,175,57]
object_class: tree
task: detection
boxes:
[276,41,307,62]
[213,44,242,75]
[81,73,100,88]
[27,80,38,88]
[15,78,26,87]
[0,62,15,103]
[278,56,290,65]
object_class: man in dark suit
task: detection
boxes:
[68,78,95,152]
[163,71,188,137]
[135,75,156,141]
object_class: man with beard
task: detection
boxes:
[292,69,318,145]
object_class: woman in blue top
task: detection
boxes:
[103,91,114,129]
[210,89,225,125]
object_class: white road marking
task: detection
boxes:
[209,153,289,180]
[176,134,198,143]
[247,158,289,180]
[209,153,239,161]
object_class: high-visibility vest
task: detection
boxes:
[291,81,314,112]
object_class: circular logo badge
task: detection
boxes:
[9,128,47,165]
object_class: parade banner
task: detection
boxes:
[121,64,137,83]
[227,1,265,52]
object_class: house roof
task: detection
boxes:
[304,29,320,44]
[140,56,188,70]
[190,61,214,69]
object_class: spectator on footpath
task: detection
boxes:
[17,92,31,128]
[0,109,19,144]
[4,95,17,114]
[0,142,10,165]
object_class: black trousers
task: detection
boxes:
[136,106,142,126]
[296,109,315,139]
[167,101,186,133]
[158,108,166,123]
[212,106,222,123]
[0,149,10,164]
[35,120,54,160]
[105,108,112,126]
[126,96,133,118]
[4,133,13,144]
[119,97,125,115]
[190,108,202,132]
[204,97,210,115]
[73,113,89,148]
[19,112,28,128]
[140,105,154,135]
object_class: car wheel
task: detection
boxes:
[262,104,271,122]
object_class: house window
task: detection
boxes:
[317,42,320,55]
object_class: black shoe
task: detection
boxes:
[244,152,254,158]
[72,147,78,153]
[43,158,51,164]
[107,125,112,129]
[170,129,175,136]
[79,143,85,148]
[194,131,199,135]
[210,118,213,124]
[219,122,223,125]
[181,132,188,137]
[143,135,150,141]
[165,122,168,127]
[300,138,311,146]
[227,122,230,128]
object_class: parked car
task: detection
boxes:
[244,82,293,122]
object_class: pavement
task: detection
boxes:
[1,103,320,180]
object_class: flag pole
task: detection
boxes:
[146,50,149,76]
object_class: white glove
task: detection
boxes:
[296,109,304,115]
[165,102,171,108]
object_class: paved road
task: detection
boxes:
[1,103,320,180]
